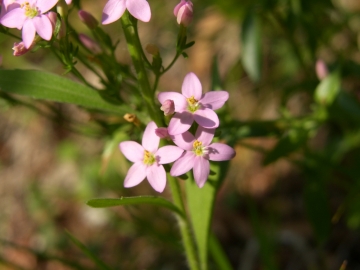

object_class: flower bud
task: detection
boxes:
[65,0,72,4]
[160,99,175,116]
[174,0,193,27]
[12,41,35,56]
[315,59,328,80]
[78,10,98,29]
[78,34,102,54]
[155,128,171,139]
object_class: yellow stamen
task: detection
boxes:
[143,150,155,165]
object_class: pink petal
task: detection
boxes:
[156,145,184,164]
[158,92,187,112]
[102,0,126,25]
[36,0,58,13]
[170,151,195,176]
[124,162,147,187]
[195,126,215,146]
[193,157,210,188]
[119,141,144,162]
[200,91,229,110]
[172,131,194,151]
[182,72,202,100]
[126,0,151,22]
[208,143,236,161]
[0,8,26,28]
[33,15,52,40]
[173,0,185,16]
[142,121,159,152]
[22,19,36,48]
[193,108,219,129]
[168,111,193,135]
[146,164,166,192]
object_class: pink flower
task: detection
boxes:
[1,0,58,48]
[174,0,193,27]
[65,0,71,4]
[170,126,236,188]
[102,0,151,25]
[119,121,184,192]
[158,72,229,135]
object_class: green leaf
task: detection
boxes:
[0,69,132,115]
[186,161,228,270]
[241,10,262,82]
[87,196,183,216]
[65,231,113,270]
[314,70,341,106]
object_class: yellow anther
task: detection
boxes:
[143,150,155,165]
[187,96,198,105]
[193,140,202,149]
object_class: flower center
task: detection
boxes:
[21,2,39,18]
[193,140,207,156]
[186,96,200,113]
[143,150,156,165]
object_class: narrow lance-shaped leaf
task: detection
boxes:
[241,10,262,82]
[0,69,132,115]
[87,196,184,217]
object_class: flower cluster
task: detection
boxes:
[120,73,235,192]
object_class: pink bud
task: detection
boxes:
[78,10,98,29]
[174,0,193,27]
[160,99,175,116]
[155,128,171,139]
[78,34,102,54]
[46,11,57,32]
[12,41,34,56]
[315,59,328,80]
[65,0,72,4]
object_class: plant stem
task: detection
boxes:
[120,12,163,126]
[168,175,200,270]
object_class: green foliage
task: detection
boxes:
[0,70,132,115]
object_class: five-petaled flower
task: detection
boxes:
[119,121,183,192]
[158,72,229,135]
[170,126,235,188]
[0,0,58,48]
[102,0,151,25]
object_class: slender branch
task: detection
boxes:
[120,12,163,126]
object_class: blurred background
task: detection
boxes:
[1,0,360,269]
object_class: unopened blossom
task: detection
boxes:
[119,121,183,192]
[170,126,236,188]
[78,10,98,29]
[315,59,328,80]
[78,34,102,54]
[160,99,175,116]
[155,127,172,140]
[174,0,193,27]
[1,0,58,48]
[158,72,229,135]
[12,40,35,56]
[102,0,151,25]
[65,0,71,4]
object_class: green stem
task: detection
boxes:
[168,175,200,270]
[120,12,163,126]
